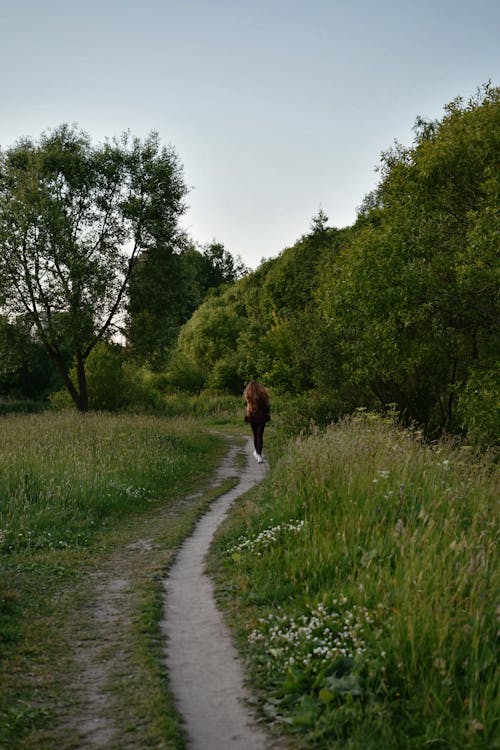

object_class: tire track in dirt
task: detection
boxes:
[161,437,281,750]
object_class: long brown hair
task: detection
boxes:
[243,380,269,415]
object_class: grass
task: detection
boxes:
[0,411,219,554]
[162,391,243,424]
[210,411,499,749]
[0,411,228,749]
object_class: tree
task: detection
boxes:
[200,240,247,288]
[0,124,187,410]
[318,84,500,433]
[125,239,247,369]
[310,207,329,235]
[125,244,194,369]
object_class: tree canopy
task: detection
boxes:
[125,239,247,369]
[0,125,187,410]
[167,84,499,441]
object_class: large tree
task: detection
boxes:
[0,124,187,410]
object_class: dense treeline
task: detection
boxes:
[168,85,499,444]
[0,86,498,445]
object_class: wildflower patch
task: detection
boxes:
[226,519,304,558]
[247,595,389,727]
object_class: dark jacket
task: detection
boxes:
[244,397,270,424]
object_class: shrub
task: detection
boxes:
[163,351,207,394]
[458,366,499,447]
[206,354,245,394]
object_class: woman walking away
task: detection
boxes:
[244,380,270,464]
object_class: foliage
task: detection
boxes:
[317,84,499,436]
[162,350,208,393]
[49,341,153,412]
[174,285,248,373]
[457,365,500,447]
[206,352,246,394]
[200,240,248,289]
[212,413,499,748]
[0,315,63,400]
[0,124,187,411]
[168,85,499,443]
[0,400,46,415]
[125,239,247,369]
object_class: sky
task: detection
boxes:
[1,0,498,269]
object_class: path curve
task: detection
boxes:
[161,437,279,750]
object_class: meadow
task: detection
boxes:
[0,411,225,749]
[1,406,498,749]
[0,411,223,555]
[211,411,499,749]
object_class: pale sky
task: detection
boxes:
[1,0,498,268]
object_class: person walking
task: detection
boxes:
[243,380,270,464]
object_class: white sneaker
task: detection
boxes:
[253,450,259,461]
[257,454,264,464]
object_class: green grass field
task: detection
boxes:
[211,412,499,749]
[1,408,498,749]
[0,411,226,749]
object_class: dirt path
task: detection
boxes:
[52,434,280,750]
[161,436,279,749]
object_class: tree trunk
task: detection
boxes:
[75,351,89,413]
[45,345,88,412]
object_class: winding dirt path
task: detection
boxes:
[53,434,282,750]
[161,436,280,750]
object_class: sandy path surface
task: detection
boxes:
[161,437,280,750]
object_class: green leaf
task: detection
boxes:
[326,673,362,697]
[318,687,334,704]
[292,695,318,727]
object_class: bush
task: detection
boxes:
[161,391,242,423]
[206,354,245,394]
[49,343,167,413]
[0,400,46,416]
[458,366,499,447]
[273,390,346,435]
[163,351,207,394]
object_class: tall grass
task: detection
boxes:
[212,412,499,748]
[0,411,219,554]
[160,391,242,423]
[0,411,225,748]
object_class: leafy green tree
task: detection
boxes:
[125,239,247,369]
[0,124,186,411]
[174,285,247,372]
[319,84,500,433]
[159,84,498,442]
[200,240,247,289]
[310,206,329,236]
[126,245,193,369]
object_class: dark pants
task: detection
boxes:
[251,421,265,455]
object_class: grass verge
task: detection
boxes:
[210,412,499,749]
